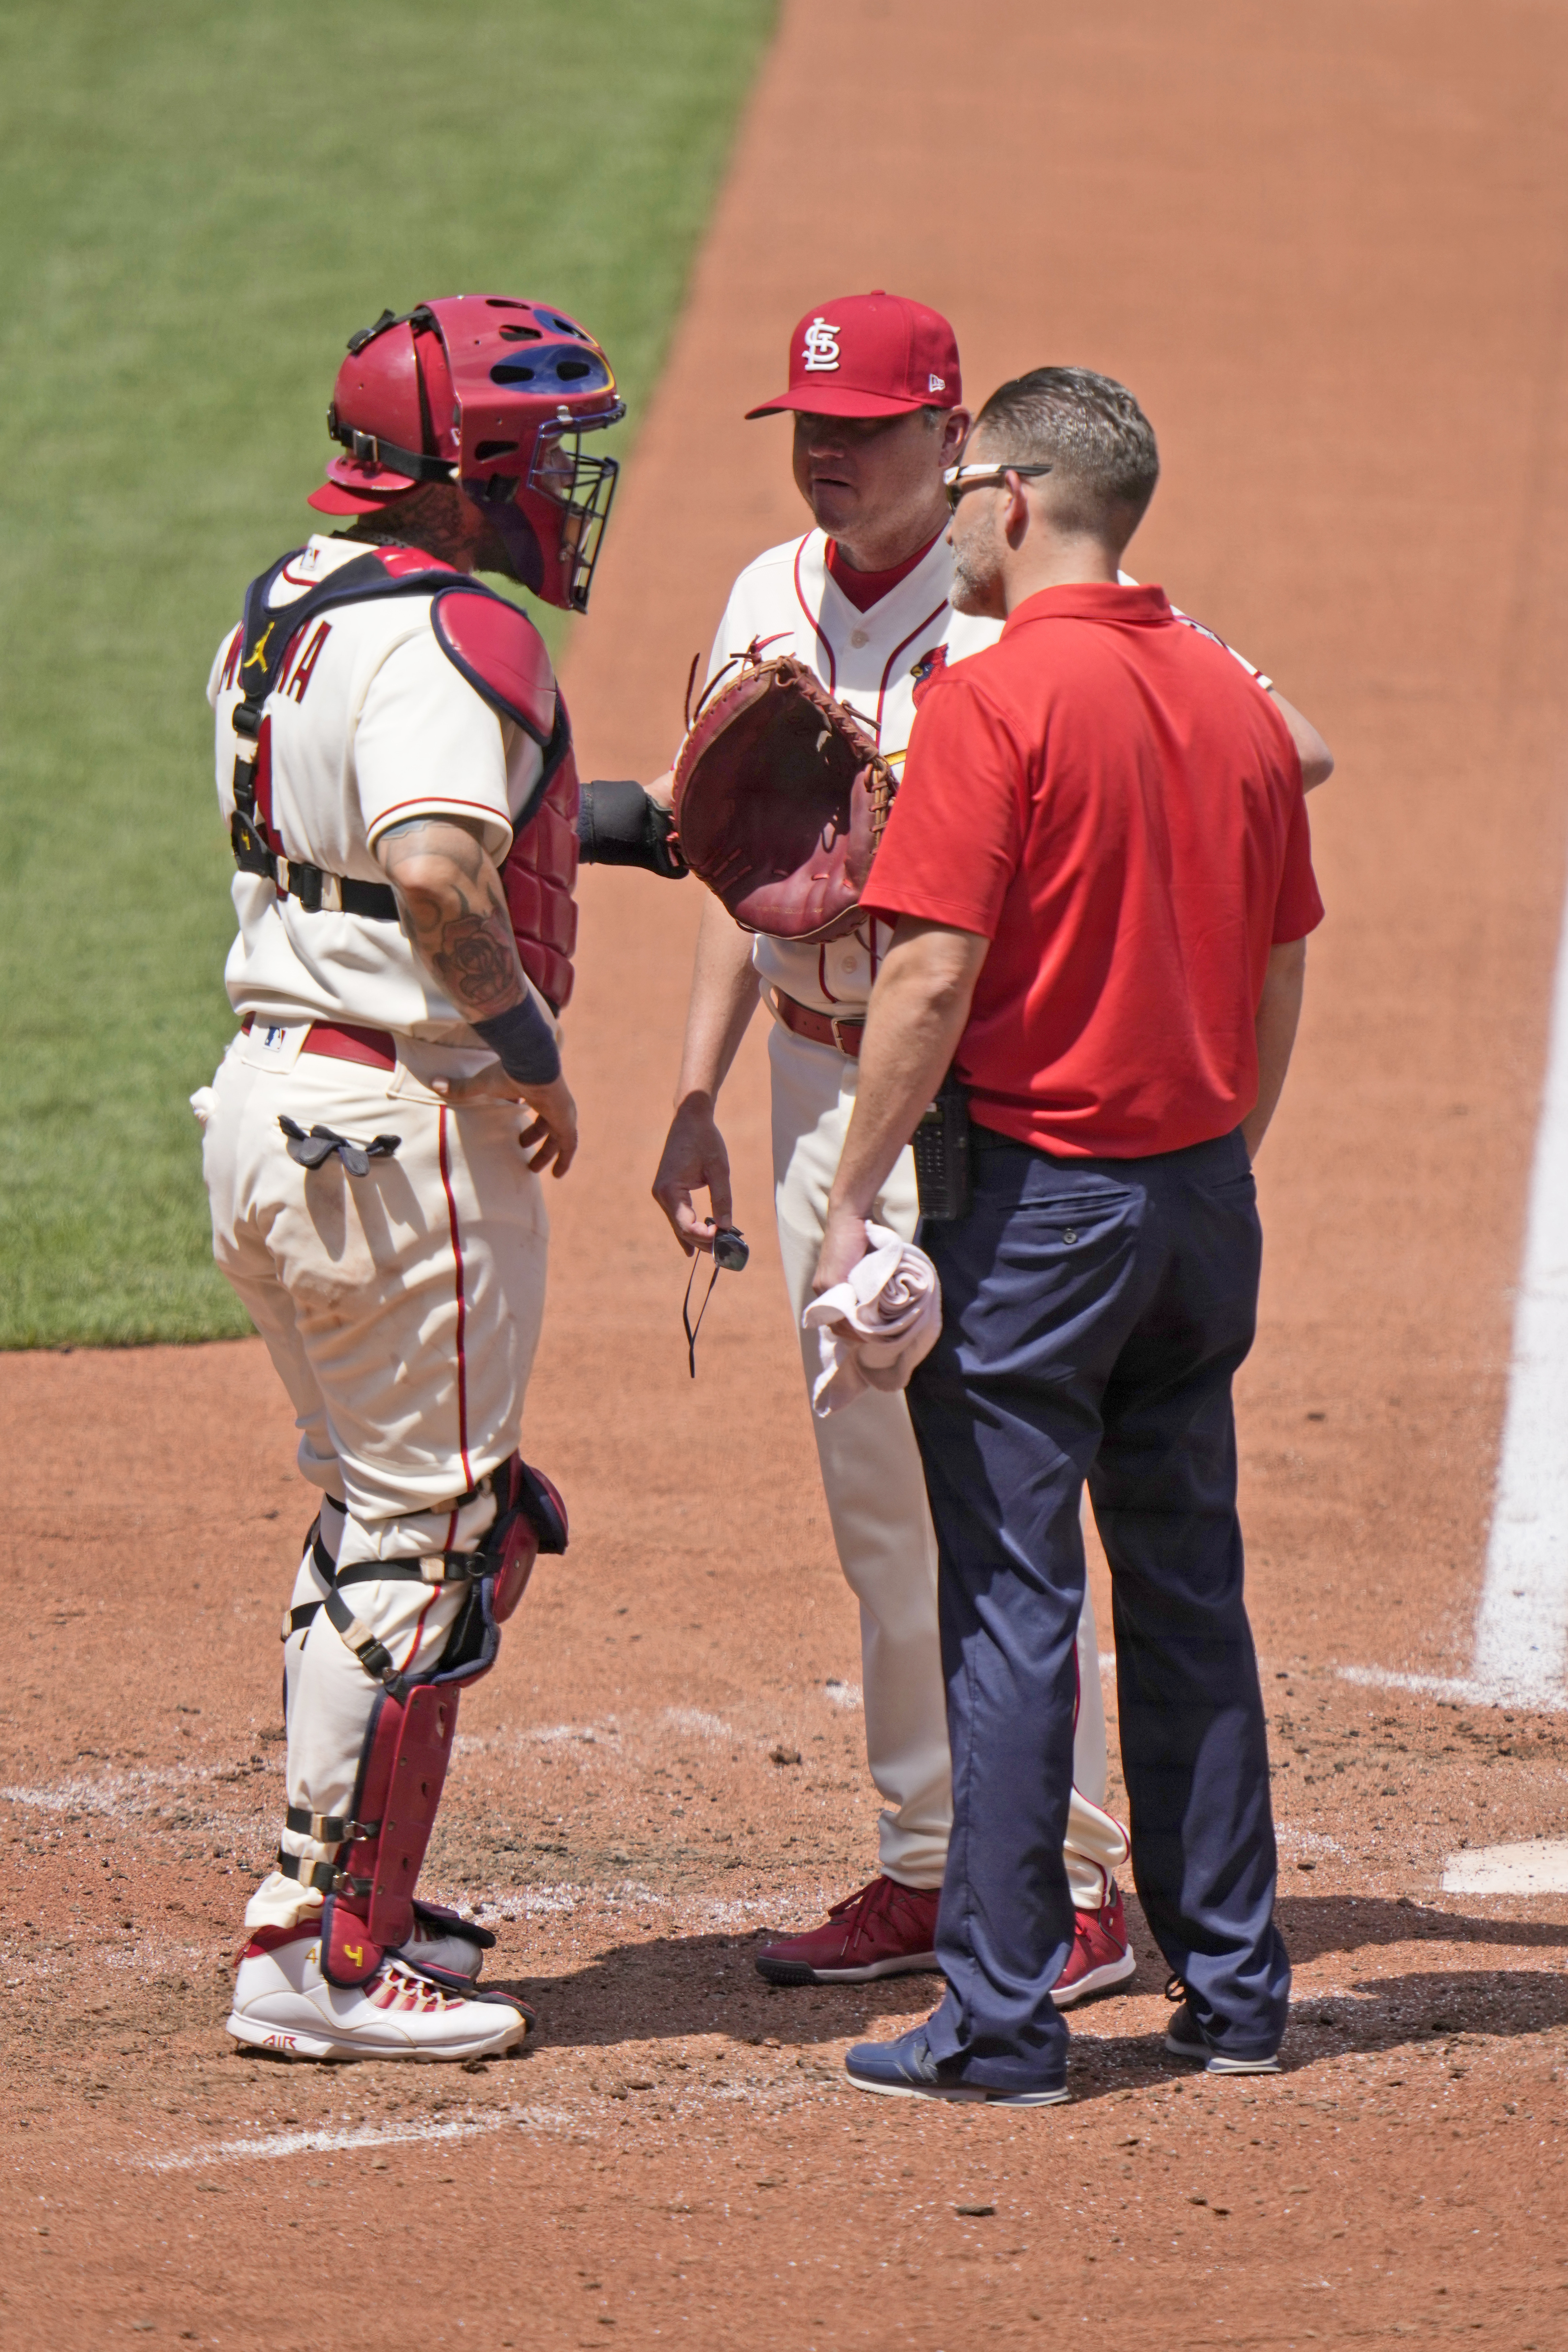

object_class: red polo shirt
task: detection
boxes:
[860,582,1324,1158]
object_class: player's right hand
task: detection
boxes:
[652,1097,734,1256]
[433,1067,579,1177]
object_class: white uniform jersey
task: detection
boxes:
[208,535,545,1041]
[706,532,1270,1018]
[704,528,997,1017]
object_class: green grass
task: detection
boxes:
[0,0,774,1348]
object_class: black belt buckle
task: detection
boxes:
[913,1070,972,1222]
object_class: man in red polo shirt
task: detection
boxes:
[815,365,1321,2102]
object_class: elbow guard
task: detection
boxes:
[577,780,687,879]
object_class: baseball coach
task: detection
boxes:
[812,366,1324,2103]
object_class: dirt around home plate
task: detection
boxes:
[7,0,1568,2344]
[6,1344,1568,2349]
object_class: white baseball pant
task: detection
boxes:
[768,1017,1130,1907]
[197,1032,549,1930]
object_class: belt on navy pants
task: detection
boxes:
[241,1016,396,1071]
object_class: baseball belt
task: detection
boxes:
[770,988,864,1059]
[241,1014,397,1070]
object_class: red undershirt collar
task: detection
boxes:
[824,530,943,614]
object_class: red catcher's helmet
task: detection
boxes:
[307,296,625,612]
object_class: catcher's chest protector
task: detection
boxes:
[430,590,580,1013]
[229,547,579,1012]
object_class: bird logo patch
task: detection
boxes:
[910,645,949,705]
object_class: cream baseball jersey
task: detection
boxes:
[208,535,546,1039]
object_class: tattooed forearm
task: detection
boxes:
[431,908,519,1014]
[375,815,525,1022]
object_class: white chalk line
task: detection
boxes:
[1470,885,1568,1707]
[1339,875,1568,1715]
[136,2105,580,2173]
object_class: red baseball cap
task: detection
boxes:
[746,291,962,420]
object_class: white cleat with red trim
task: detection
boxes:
[227,1924,530,2062]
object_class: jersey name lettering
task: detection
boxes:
[801,316,841,372]
[284,620,332,703]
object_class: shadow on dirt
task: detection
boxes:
[1274,1893,1568,1962]
[491,1896,1568,2085]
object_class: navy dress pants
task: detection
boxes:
[907,1126,1290,2090]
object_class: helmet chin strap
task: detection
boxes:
[462,477,545,593]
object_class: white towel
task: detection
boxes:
[802,1221,943,1416]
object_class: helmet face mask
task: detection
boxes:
[311,297,624,612]
[526,422,619,612]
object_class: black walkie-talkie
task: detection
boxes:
[912,1070,972,1221]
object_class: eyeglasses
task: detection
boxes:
[942,460,1052,513]
[682,1226,750,1378]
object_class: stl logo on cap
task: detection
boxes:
[801,316,841,373]
[747,291,962,421]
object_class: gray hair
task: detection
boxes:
[973,367,1159,542]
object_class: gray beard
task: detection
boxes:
[948,541,994,613]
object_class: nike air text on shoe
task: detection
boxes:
[845,2026,1069,2106]
[228,1923,530,2062]
[1052,1883,1138,2007]
[755,1875,941,1985]
[1164,1995,1281,2075]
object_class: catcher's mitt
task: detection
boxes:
[671,655,898,941]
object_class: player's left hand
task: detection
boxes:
[812,1202,872,1293]
[645,767,675,812]
[432,1067,579,1176]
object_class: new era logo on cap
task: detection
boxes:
[747,291,962,420]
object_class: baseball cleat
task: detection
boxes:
[845,2027,1068,2106]
[1052,1884,1137,2007]
[227,1923,531,2062]
[755,1874,941,1985]
[1164,1998,1281,2074]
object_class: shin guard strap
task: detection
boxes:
[322,1585,407,1695]
[277,1849,372,1899]
[284,1803,380,1843]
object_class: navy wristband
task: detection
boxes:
[471,996,561,1087]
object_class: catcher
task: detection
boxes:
[199,297,681,2063]
[652,290,1334,1997]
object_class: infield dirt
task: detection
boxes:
[4,1,1568,2345]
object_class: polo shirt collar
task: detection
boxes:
[1002,581,1173,632]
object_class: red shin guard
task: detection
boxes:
[320,1681,459,1989]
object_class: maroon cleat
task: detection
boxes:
[1052,1883,1137,2007]
[755,1874,942,1985]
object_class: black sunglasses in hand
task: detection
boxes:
[683,1225,749,1376]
